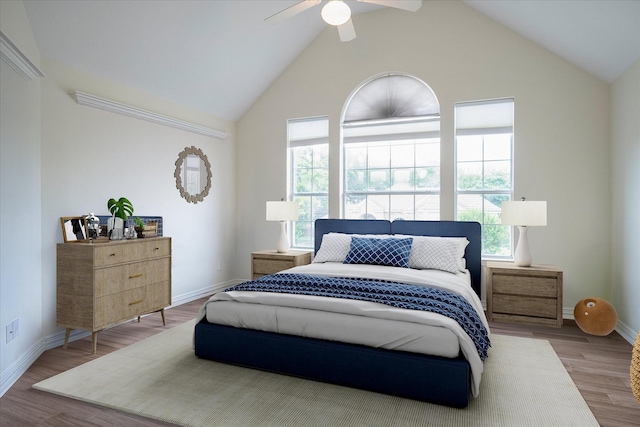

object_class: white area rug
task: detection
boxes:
[34,320,599,427]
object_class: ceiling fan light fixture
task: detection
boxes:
[321,0,351,26]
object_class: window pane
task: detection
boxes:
[457,135,482,162]
[484,134,511,161]
[346,169,367,192]
[313,144,328,168]
[368,169,390,191]
[368,195,389,220]
[416,142,439,166]
[484,194,509,224]
[391,168,413,191]
[484,161,511,190]
[344,194,367,219]
[390,144,414,168]
[368,145,390,168]
[416,167,440,191]
[313,168,329,193]
[390,195,414,220]
[457,162,483,190]
[345,145,366,169]
[415,195,440,220]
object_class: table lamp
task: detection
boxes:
[500,197,547,267]
[266,200,299,253]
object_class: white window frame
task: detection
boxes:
[288,116,329,249]
[454,98,514,259]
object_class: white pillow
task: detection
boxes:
[313,233,394,263]
[313,233,352,263]
[396,235,469,274]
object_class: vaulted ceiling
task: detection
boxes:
[22,0,640,122]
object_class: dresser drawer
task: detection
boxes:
[493,294,557,319]
[94,258,170,297]
[94,282,170,328]
[94,238,171,267]
[492,274,557,298]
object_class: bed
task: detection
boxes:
[194,219,488,408]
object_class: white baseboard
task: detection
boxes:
[0,279,243,398]
[0,337,45,397]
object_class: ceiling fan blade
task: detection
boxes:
[265,0,322,25]
[338,18,356,42]
[357,0,422,12]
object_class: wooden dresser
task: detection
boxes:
[251,250,313,279]
[486,262,563,327]
[56,237,171,352]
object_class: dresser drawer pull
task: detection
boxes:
[129,299,144,305]
[154,247,160,251]
[110,253,116,257]
[129,273,143,279]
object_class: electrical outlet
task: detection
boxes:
[6,323,14,343]
[5,319,19,343]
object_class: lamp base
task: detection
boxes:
[514,226,532,267]
[276,221,290,253]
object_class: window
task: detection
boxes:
[288,117,329,248]
[342,74,440,220]
[455,98,514,257]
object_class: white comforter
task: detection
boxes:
[197,263,490,396]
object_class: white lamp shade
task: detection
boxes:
[321,0,351,26]
[501,201,547,226]
[266,201,299,222]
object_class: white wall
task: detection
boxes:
[0,0,43,395]
[1,0,238,394]
[39,60,238,338]
[611,58,640,340]
[236,2,612,316]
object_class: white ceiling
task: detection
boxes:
[22,0,640,122]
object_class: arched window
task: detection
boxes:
[342,73,440,220]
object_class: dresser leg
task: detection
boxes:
[91,332,98,354]
[161,308,166,326]
[63,328,71,349]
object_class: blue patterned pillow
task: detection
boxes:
[344,237,413,268]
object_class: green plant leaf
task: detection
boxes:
[107,197,134,221]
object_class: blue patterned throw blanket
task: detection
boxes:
[225,273,491,361]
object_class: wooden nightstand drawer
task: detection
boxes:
[253,259,295,276]
[251,250,313,278]
[492,275,558,298]
[493,294,558,318]
[486,262,563,327]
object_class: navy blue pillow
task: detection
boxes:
[344,237,413,268]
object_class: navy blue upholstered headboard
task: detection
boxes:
[314,219,482,297]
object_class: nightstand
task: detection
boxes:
[251,250,313,279]
[486,262,563,328]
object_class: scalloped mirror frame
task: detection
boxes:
[174,146,212,204]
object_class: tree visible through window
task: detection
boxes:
[455,99,514,257]
[289,117,329,248]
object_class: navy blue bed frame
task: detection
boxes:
[195,219,482,408]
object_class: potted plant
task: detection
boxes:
[107,197,133,239]
[133,217,145,238]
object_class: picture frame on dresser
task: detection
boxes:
[60,216,89,242]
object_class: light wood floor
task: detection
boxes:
[1,298,638,427]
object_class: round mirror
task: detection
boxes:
[174,146,212,204]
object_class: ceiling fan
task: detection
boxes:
[265,0,422,42]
